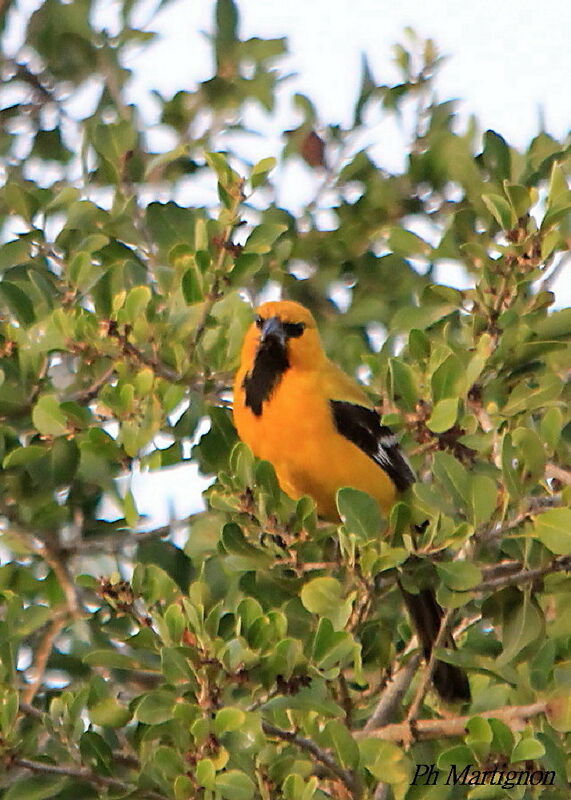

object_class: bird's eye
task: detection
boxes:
[283,321,305,338]
[255,315,264,329]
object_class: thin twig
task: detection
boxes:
[189,190,244,353]
[114,329,181,383]
[34,540,81,619]
[18,701,44,720]
[407,608,453,722]
[475,555,571,592]
[364,654,421,733]
[545,462,571,485]
[262,721,363,799]
[22,616,67,705]
[358,701,548,743]
[12,758,166,799]
[373,783,390,800]
[476,495,561,543]
[67,363,115,403]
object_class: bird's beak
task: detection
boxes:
[260,316,286,346]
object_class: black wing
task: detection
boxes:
[330,401,416,492]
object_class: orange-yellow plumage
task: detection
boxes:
[233,300,397,519]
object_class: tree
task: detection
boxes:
[0,0,570,797]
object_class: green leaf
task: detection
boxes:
[427,397,459,433]
[547,161,569,205]
[511,736,545,763]
[0,281,35,326]
[0,689,19,734]
[359,738,409,783]
[336,487,381,540]
[50,437,79,484]
[432,452,469,511]
[32,395,68,436]
[92,119,137,173]
[502,374,563,416]
[389,358,417,411]
[250,157,277,189]
[215,770,256,800]
[15,605,51,636]
[499,595,543,665]
[468,474,497,527]
[504,182,533,218]
[3,445,46,469]
[182,266,204,303]
[5,776,67,800]
[482,130,511,182]
[301,577,352,631]
[431,353,465,402]
[134,689,176,725]
[388,227,431,257]
[553,660,571,688]
[536,730,568,786]
[322,720,359,769]
[0,238,31,270]
[436,561,481,591]
[512,427,546,480]
[79,730,113,773]
[221,523,272,569]
[88,696,131,728]
[501,433,522,499]
[83,650,137,669]
[465,716,492,761]
[533,508,571,554]
[243,223,287,254]
[540,407,563,451]
[122,285,151,322]
[196,759,216,789]
[482,193,516,229]
[408,328,430,360]
[546,693,571,732]
[161,647,194,684]
[213,707,246,735]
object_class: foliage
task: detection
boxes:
[0,0,570,798]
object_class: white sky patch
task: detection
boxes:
[433,260,473,292]
[98,460,212,529]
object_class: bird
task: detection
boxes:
[233,299,470,702]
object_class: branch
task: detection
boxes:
[11,758,166,799]
[476,495,562,544]
[188,193,244,354]
[373,783,390,800]
[406,607,453,722]
[67,363,115,403]
[358,701,548,744]
[113,328,181,383]
[33,540,81,619]
[475,555,571,592]
[363,654,421,733]
[262,721,363,799]
[18,701,44,720]
[545,462,571,485]
[22,616,66,705]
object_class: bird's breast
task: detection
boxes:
[233,368,397,519]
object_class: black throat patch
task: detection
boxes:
[243,337,289,416]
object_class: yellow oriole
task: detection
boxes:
[233,300,470,702]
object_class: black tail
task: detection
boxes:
[400,586,471,702]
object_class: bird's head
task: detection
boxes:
[245,300,324,369]
[238,300,325,415]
